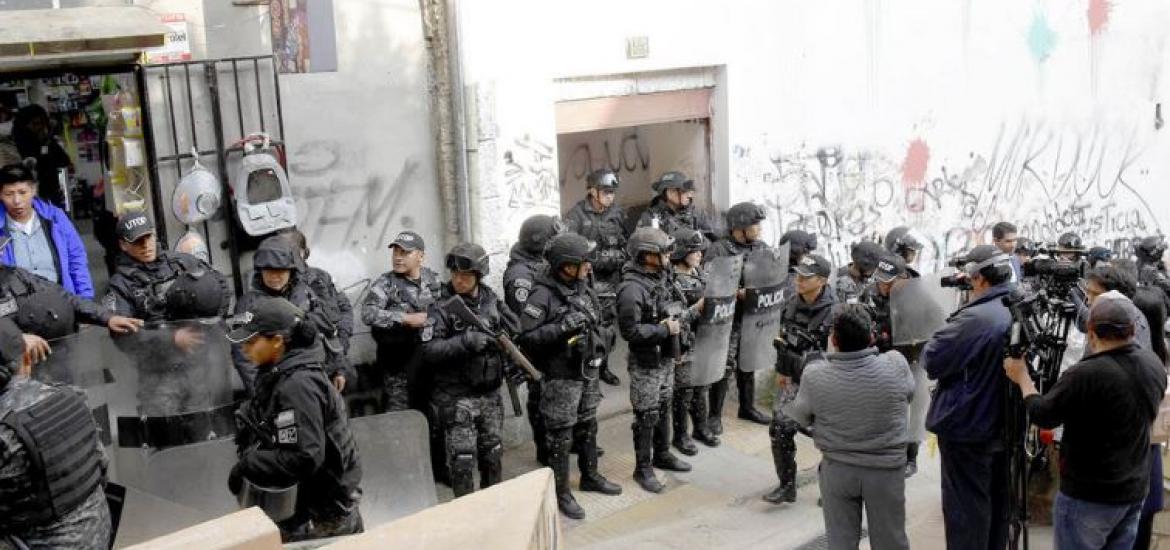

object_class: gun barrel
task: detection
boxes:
[498,335,543,381]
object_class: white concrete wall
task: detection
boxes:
[459,0,1170,273]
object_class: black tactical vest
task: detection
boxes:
[0,268,76,339]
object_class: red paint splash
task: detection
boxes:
[1087,0,1112,36]
[901,139,930,185]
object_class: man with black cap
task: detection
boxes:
[1135,235,1170,311]
[234,235,350,395]
[565,170,628,387]
[0,317,112,550]
[921,244,1014,550]
[421,242,517,498]
[765,253,836,504]
[361,230,441,412]
[227,297,363,542]
[778,229,818,294]
[1004,293,1166,549]
[104,211,232,418]
[833,240,885,303]
[637,171,715,241]
[706,201,772,428]
[504,215,564,466]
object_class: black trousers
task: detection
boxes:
[938,438,1010,550]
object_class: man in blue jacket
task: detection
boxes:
[922,244,1014,550]
[0,164,93,298]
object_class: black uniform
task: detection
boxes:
[637,198,717,241]
[302,266,354,357]
[0,265,112,385]
[1138,260,1170,311]
[231,343,363,541]
[565,199,627,385]
[502,245,549,463]
[104,251,232,418]
[360,267,441,411]
[421,284,516,497]
[1,372,110,550]
[669,265,718,452]
[768,286,834,502]
[704,237,772,429]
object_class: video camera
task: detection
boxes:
[939,257,973,290]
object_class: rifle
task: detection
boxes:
[440,296,542,416]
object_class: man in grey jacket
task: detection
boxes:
[783,304,914,550]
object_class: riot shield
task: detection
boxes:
[686,255,744,386]
[351,410,439,526]
[737,247,790,372]
[890,271,960,346]
[33,327,115,444]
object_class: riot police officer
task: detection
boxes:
[833,240,885,303]
[883,226,924,277]
[778,229,818,294]
[565,169,628,387]
[0,317,111,550]
[517,233,622,519]
[706,202,772,428]
[104,212,232,418]
[227,297,363,542]
[504,215,563,466]
[636,171,716,241]
[361,231,441,412]
[668,228,719,454]
[618,227,696,493]
[422,243,517,497]
[234,236,350,395]
[766,253,836,504]
[1136,236,1170,308]
[280,228,354,380]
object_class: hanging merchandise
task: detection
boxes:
[173,151,222,225]
[174,229,211,263]
[233,133,296,236]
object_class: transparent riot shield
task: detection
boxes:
[890,271,960,346]
[686,255,744,386]
[737,247,790,372]
[350,410,439,526]
[33,327,115,445]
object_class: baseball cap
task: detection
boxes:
[873,255,907,284]
[794,254,832,278]
[1088,291,1135,334]
[226,296,306,343]
[116,211,156,242]
[389,231,425,252]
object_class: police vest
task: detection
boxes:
[0,387,103,529]
[0,269,76,339]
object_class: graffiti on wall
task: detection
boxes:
[559,132,651,187]
[503,134,559,209]
[733,119,1161,271]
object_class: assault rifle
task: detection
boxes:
[441,296,542,417]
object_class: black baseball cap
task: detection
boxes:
[226,296,305,343]
[873,255,907,283]
[794,254,832,278]
[116,211,156,242]
[389,231,425,252]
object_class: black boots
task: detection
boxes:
[708,373,729,435]
[549,430,586,519]
[653,401,692,472]
[576,421,621,496]
[736,371,770,425]
[671,391,698,456]
[599,357,620,386]
[528,383,548,466]
[763,424,798,504]
[450,453,476,498]
[905,442,919,478]
[632,411,665,493]
[690,387,720,447]
[479,443,502,490]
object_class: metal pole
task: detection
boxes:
[446,0,473,242]
[136,65,169,247]
[205,62,245,295]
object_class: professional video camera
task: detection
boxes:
[939,257,973,290]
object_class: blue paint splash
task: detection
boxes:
[1028,12,1058,64]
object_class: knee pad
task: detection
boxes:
[451,452,476,473]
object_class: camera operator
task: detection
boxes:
[1015,237,1039,293]
[1073,266,1151,355]
[922,245,1015,550]
[1003,295,1165,550]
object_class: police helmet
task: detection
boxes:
[670,228,708,262]
[253,236,300,271]
[1136,236,1166,263]
[518,215,566,256]
[726,202,766,231]
[446,242,490,276]
[166,267,230,319]
[586,169,620,190]
[1087,246,1114,268]
[779,229,817,256]
[627,227,675,258]
[544,232,595,269]
[884,226,924,255]
[851,241,886,274]
[650,171,694,194]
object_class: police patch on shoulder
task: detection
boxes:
[276,409,298,444]
[523,304,544,319]
[514,287,530,304]
[275,409,295,427]
[420,325,434,342]
[0,297,16,317]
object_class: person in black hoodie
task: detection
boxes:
[1005,294,1166,550]
[517,232,622,519]
[228,297,363,542]
[765,253,836,504]
[422,242,518,497]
